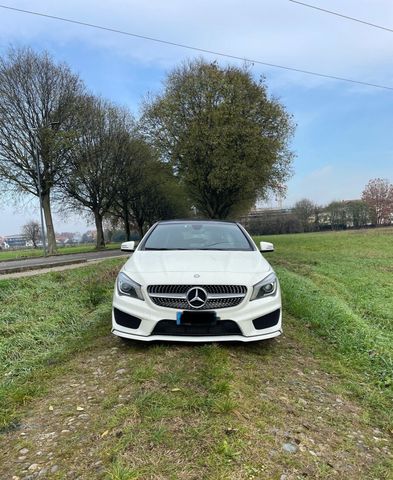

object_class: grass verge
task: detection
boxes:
[277,266,392,427]
[0,258,125,429]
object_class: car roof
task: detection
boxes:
[157,219,239,225]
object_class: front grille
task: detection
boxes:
[147,285,247,310]
[151,320,242,336]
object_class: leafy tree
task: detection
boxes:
[110,137,153,240]
[247,212,302,235]
[142,59,294,219]
[293,198,316,232]
[362,178,393,225]
[130,160,189,236]
[0,47,84,254]
[109,134,190,238]
[81,231,94,244]
[22,220,41,248]
[111,155,189,237]
[60,96,133,249]
[111,230,127,243]
[345,200,370,228]
[326,201,348,230]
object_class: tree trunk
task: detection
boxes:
[136,221,144,238]
[94,210,105,249]
[42,192,57,255]
[124,216,131,241]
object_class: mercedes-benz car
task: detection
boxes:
[112,220,282,342]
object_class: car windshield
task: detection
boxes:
[143,222,253,251]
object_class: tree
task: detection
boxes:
[142,59,295,219]
[293,198,316,232]
[22,220,41,248]
[110,144,190,238]
[60,96,133,249]
[326,201,348,230]
[0,47,84,254]
[110,137,154,240]
[128,160,189,237]
[345,200,370,228]
[362,178,393,226]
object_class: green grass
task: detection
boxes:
[255,227,393,398]
[0,229,392,478]
[0,243,121,262]
[0,258,125,428]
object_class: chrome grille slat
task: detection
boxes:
[147,285,247,310]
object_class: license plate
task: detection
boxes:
[177,310,217,326]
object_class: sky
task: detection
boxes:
[0,0,392,235]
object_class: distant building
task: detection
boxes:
[238,207,293,229]
[2,234,28,248]
[0,236,10,249]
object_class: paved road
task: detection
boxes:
[0,249,130,274]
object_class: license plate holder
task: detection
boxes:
[177,310,217,326]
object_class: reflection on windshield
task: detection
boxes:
[143,223,252,251]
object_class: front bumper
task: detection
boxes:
[112,284,282,343]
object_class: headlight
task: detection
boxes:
[117,272,144,300]
[250,272,277,301]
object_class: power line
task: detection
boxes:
[289,0,393,33]
[0,3,392,91]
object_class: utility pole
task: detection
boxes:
[35,151,47,256]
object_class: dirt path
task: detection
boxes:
[0,317,391,480]
[0,251,129,279]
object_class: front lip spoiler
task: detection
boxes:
[112,328,282,343]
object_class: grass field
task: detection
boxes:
[0,229,392,479]
[0,243,121,262]
[255,227,393,390]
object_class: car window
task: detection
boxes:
[143,223,253,251]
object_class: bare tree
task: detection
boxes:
[22,220,41,248]
[60,96,133,249]
[362,178,393,226]
[0,47,84,254]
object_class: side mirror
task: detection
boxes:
[260,241,274,252]
[121,241,136,252]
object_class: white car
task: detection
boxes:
[112,220,282,342]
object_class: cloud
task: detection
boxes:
[1,0,392,90]
[0,0,391,228]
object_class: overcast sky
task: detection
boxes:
[0,0,392,235]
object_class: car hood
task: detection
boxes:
[122,250,272,286]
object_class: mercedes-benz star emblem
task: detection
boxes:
[186,287,208,309]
